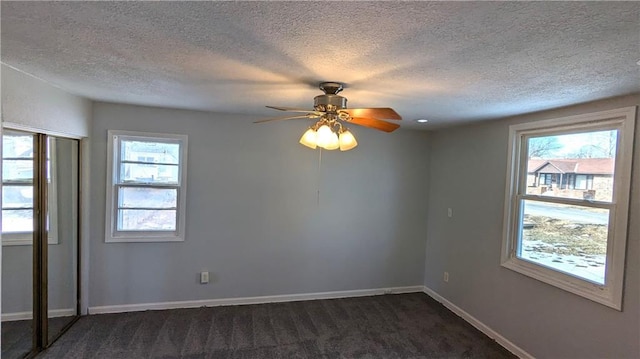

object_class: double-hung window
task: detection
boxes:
[2,131,58,245]
[501,107,635,310]
[105,131,188,242]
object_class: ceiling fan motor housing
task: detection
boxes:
[314,94,347,112]
[314,82,347,112]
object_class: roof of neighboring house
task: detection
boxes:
[528,158,614,175]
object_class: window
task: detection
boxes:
[501,107,635,310]
[2,131,58,245]
[540,173,553,186]
[105,131,188,242]
[573,174,594,190]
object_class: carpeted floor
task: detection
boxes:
[2,316,77,359]
[2,318,32,359]
[36,293,515,359]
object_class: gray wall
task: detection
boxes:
[424,94,640,359]
[1,64,91,137]
[89,102,430,307]
[1,66,89,317]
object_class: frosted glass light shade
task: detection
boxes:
[299,128,317,149]
[339,130,358,151]
[325,132,340,150]
[316,125,333,148]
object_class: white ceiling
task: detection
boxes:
[2,1,638,129]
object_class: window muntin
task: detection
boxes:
[105,131,187,242]
[502,107,635,310]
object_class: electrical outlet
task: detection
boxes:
[443,272,449,282]
[447,208,453,218]
[200,271,209,284]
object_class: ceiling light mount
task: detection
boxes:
[319,82,344,95]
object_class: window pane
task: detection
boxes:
[2,209,33,233]
[118,209,176,231]
[121,140,180,164]
[119,187,177,208]
[518,199,608,284]
[119,163,179,184]
[525,130,616,202]
[2,186,33,209]
[2,159,34,182]
[3,134,33,158]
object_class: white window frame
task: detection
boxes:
[2,133,58,246]
[105,130,188,243]
[501,106,636,310]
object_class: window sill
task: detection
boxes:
[2,233,59,246]
[501,257,620,310]
[105,235,184,243]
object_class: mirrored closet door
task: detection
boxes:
[1,130,80,358]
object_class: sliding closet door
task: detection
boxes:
[46,136,79,345]
[1,131,80,358]
[1,131,36,358]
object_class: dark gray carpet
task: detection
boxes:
[2,318,31,359]
[2,316,77,359]
[36,293,515,359]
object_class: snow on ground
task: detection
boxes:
[520,240,605,284]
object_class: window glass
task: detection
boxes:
[2,185,33,208]
[526,130,616,202]
[519,200,608,284]
[121,140,180,164]
[119,163,179,184]
[118,187,177,209]
[2,209,33,233]
[118,209,177,231]
[2,134,33,158]
[2,159,34,181]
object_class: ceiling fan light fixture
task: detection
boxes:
[260,81,401,152]
[339,130,357,151]
[324,132,340,150]
[299,128,318,149]
[316,124,333,148]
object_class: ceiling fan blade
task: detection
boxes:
[266,106,322,115]
[340,108,402,120]
[253,114,316,124]
[347,117,400,133]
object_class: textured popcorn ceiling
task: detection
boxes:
[2,1,639,129]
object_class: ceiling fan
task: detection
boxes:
[254,82,401,151]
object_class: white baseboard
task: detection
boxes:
[2,308,76,322]
[88,285,425,315]
[422,286,534,359]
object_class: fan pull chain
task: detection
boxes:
[317,147,322,206]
